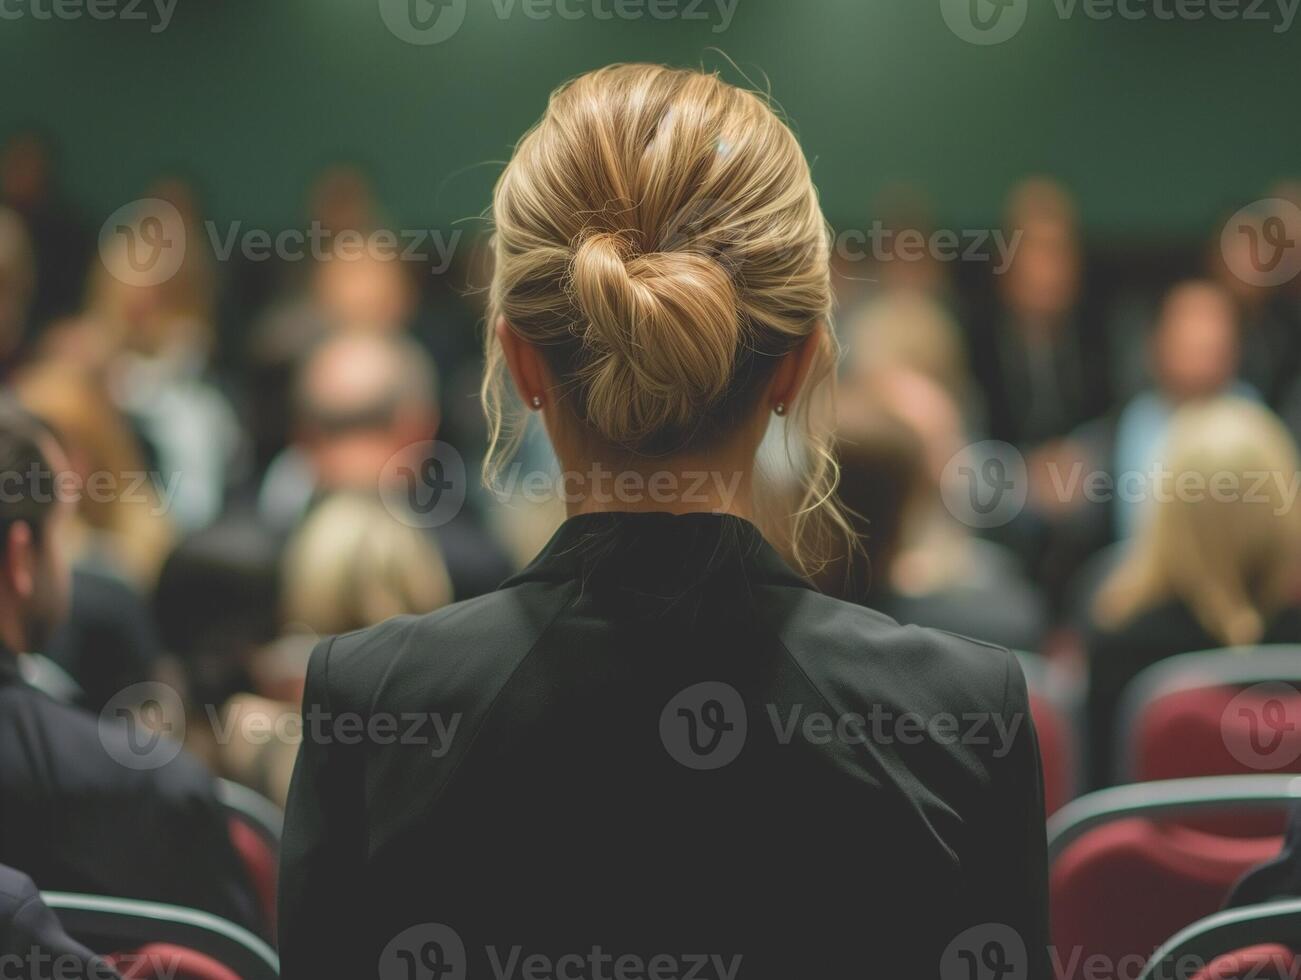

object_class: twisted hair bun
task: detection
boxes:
[570,232,740,449]
[484,63,846,572]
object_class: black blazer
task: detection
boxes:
[0,654,260,935]
[280,512,1049,979]
[0,864,118,979]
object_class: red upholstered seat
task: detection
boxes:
[110,943,241,980]
[1051,818,1282,977]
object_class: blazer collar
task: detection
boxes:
[503,510,813,594]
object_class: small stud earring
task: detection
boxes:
[774,402,786,416]
[531,395,543,409]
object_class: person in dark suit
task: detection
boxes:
[0,864,118,979]
[279,64,1050,980]
[0,401,260,935]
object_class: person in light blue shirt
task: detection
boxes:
[1113,280,1257,539]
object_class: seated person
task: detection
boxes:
[827,370,1046,652]
[0,864,117,979]
[0,402,260,934]
[1086,397,1301,787]
[218,491,454,806]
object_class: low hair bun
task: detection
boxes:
[570,231,741,452]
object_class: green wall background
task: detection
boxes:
[2,0,1298,238]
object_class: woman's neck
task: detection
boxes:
[556,454,757,520]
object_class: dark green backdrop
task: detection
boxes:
[2,0,1298,238]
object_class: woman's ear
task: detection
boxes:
[496,317,551,410]
[767,325,826,414]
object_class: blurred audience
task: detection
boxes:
[830,370,1046,651]
[1112,280,1254,538]
[1086,397,1301,786]
[970,178,1108,452]
[218,491,454,806]
[261,329,511,600]
[0,131,90,329]
[0,401,259,934]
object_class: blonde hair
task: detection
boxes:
[281,492,453,636]
[483,63,845,572]
[1095,397,1301,647]
[14,360,175,586]
[846,289,970,404]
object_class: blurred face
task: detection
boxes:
[1154,287,1238,402]
[0,136,49,208]
[1001,219,1080,324]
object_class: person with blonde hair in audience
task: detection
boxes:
[1087,397,1301,785]
[219,491,453,808]
[843,286,984,429]
[279,63,1048,979]
[829,369,1045,652]
[14,360,174,588]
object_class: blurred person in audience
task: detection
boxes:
[46,230,244,531]
[151,512,281,766]
[1112,280,1254,539]
[14,361,174,587]
[0,864,117,979]
[261,329,511,599]
[843,287,985,434]
[1086,397,1301,786]
[0,400,259,933]
[1212,197,1301,406]
[0,130,90,328]
[218,492,453,807]
[246,244,419,471]
[970,177,1108,451]
[0,207,35,375]
[279,64,1049,979]
[831,371,1045,651]
[12,362,170,711]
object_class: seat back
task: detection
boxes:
[1048,776,1301,978]
[215,779,282,937]
[42,892,279,980]
[1118,646,1301,784]
[1138,899,1301,980]
[1116,647,1301,836]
